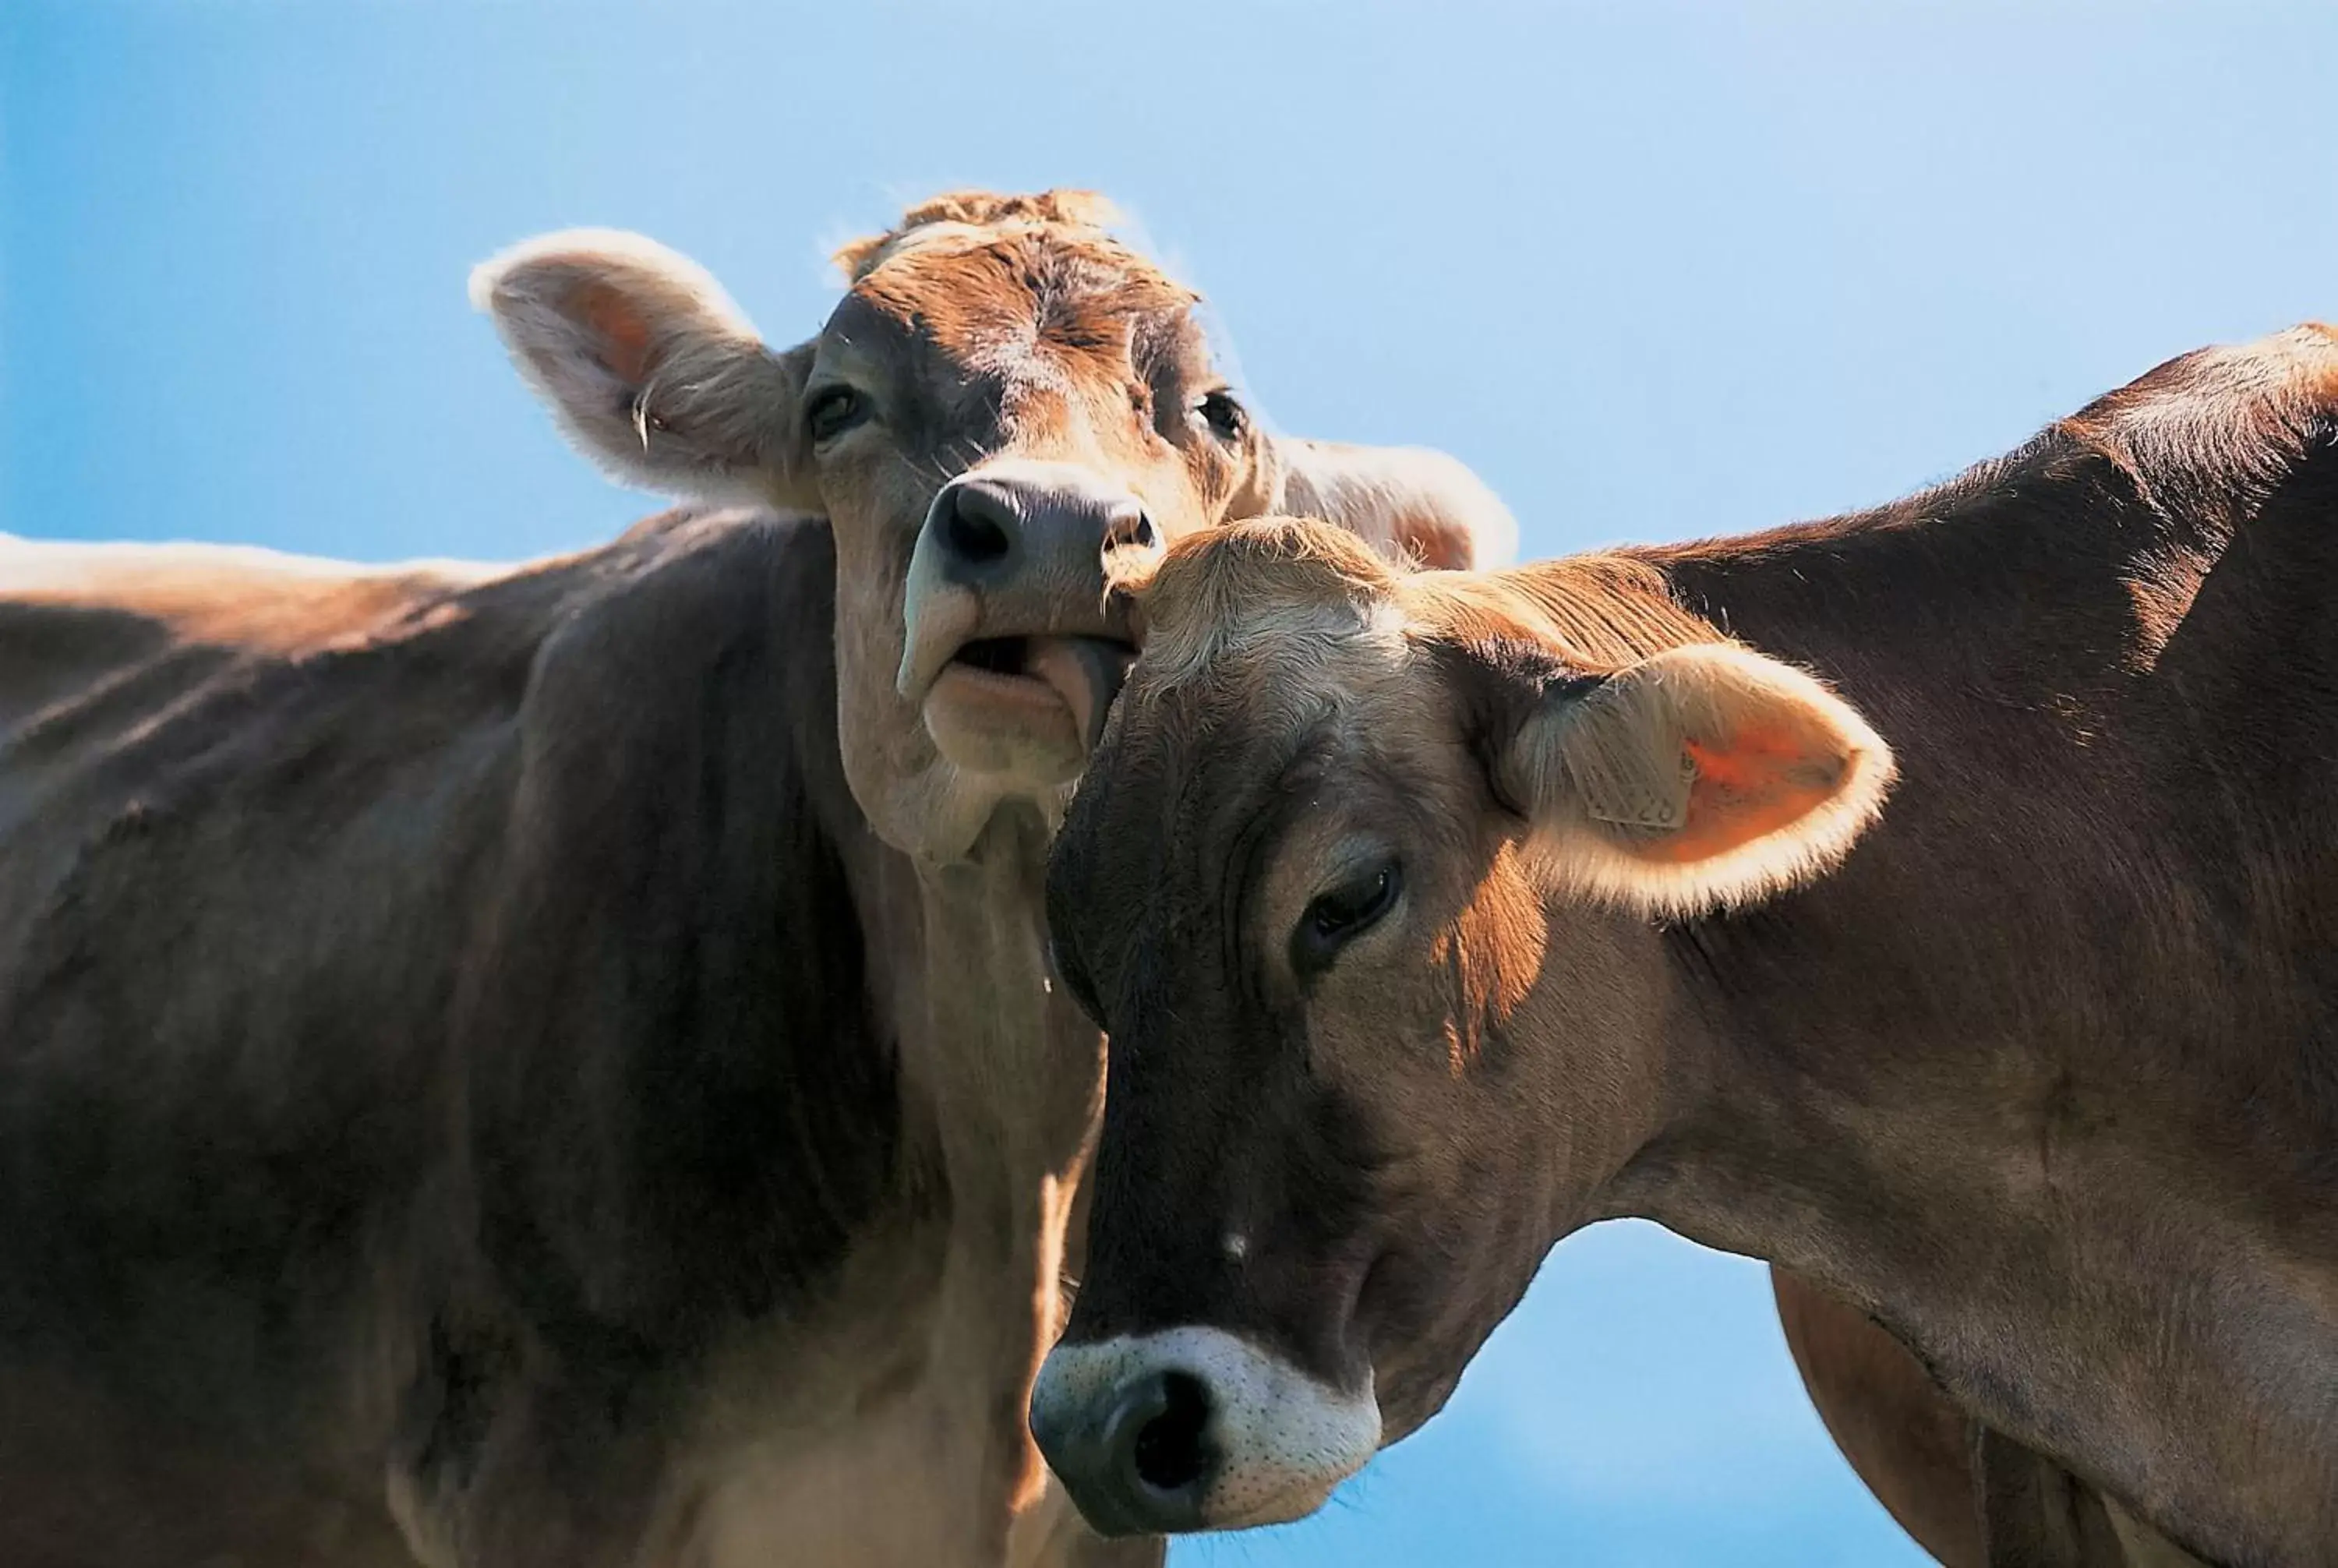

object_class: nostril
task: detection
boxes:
[1128,1372,1212,1494]
[944,494,1015,565]
[1104,505,1159,555]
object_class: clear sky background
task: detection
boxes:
[6,2,2335,1563]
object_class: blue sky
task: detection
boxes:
[6,2,2335,1563]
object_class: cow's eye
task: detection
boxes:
[806,386,868,444]
[1293,862,1401,976]
[1192,389,1248,443]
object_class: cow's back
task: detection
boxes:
[1,535,504,852]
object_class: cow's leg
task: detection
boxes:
[1772,1267,1984,1566]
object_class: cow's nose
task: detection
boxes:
[922,475,1155,587]
[1029,1368,1214,1538]
[929,479,1020,578]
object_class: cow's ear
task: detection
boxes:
[1272,439,1518,572]
[472,229,817,509]
[1495,643,1895,916]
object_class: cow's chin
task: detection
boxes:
[921,664,1092,789]
[842,706,1083,871]
[843,642,1127,867]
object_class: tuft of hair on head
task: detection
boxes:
[1128,517,1406,687]
[830,189,1126,282]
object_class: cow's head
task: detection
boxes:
[1029,520,1895,1534]
[475,192,1516,863]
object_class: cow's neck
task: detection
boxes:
[1612,495,2338,1563]
[908,804,1104,1284]
[896,801,1105,1529]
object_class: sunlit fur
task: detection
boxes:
[0,535,503,655]
[830,190,1130,283]
[1119,517,1894,919]
[1118,520,1405,694]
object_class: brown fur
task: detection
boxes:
[847,221,1196,383]
[1047,324,2338,1565]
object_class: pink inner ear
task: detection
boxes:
[1635,729,1842,865]
[570,281,656,385]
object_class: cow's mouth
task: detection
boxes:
[927,633,1137,765]
[952,636,1037,679]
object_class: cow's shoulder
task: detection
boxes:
[503,506,856,835]
[457,508,907,1351]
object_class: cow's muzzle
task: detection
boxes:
[1029,1326,1380,1536]
[898,459,1154,782]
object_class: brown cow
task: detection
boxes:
[0,190,1514,1568]
[1030,327,2338,1565]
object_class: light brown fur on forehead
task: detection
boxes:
[1129,517,1720,695]
[831,190,1128,280]
[1130,519,1405,691]
[828,188,1199,370]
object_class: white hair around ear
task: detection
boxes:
[1499,642,1895,918]
[471,228,812,507]
[1273,439,1519,572]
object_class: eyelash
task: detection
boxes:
[1291,862,1402,977]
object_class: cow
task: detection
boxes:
[1029,326,2338,1566]
[0,189,1517,1568]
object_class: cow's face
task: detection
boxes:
[477,192,1516,863]
[1029,521,1895,1536]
